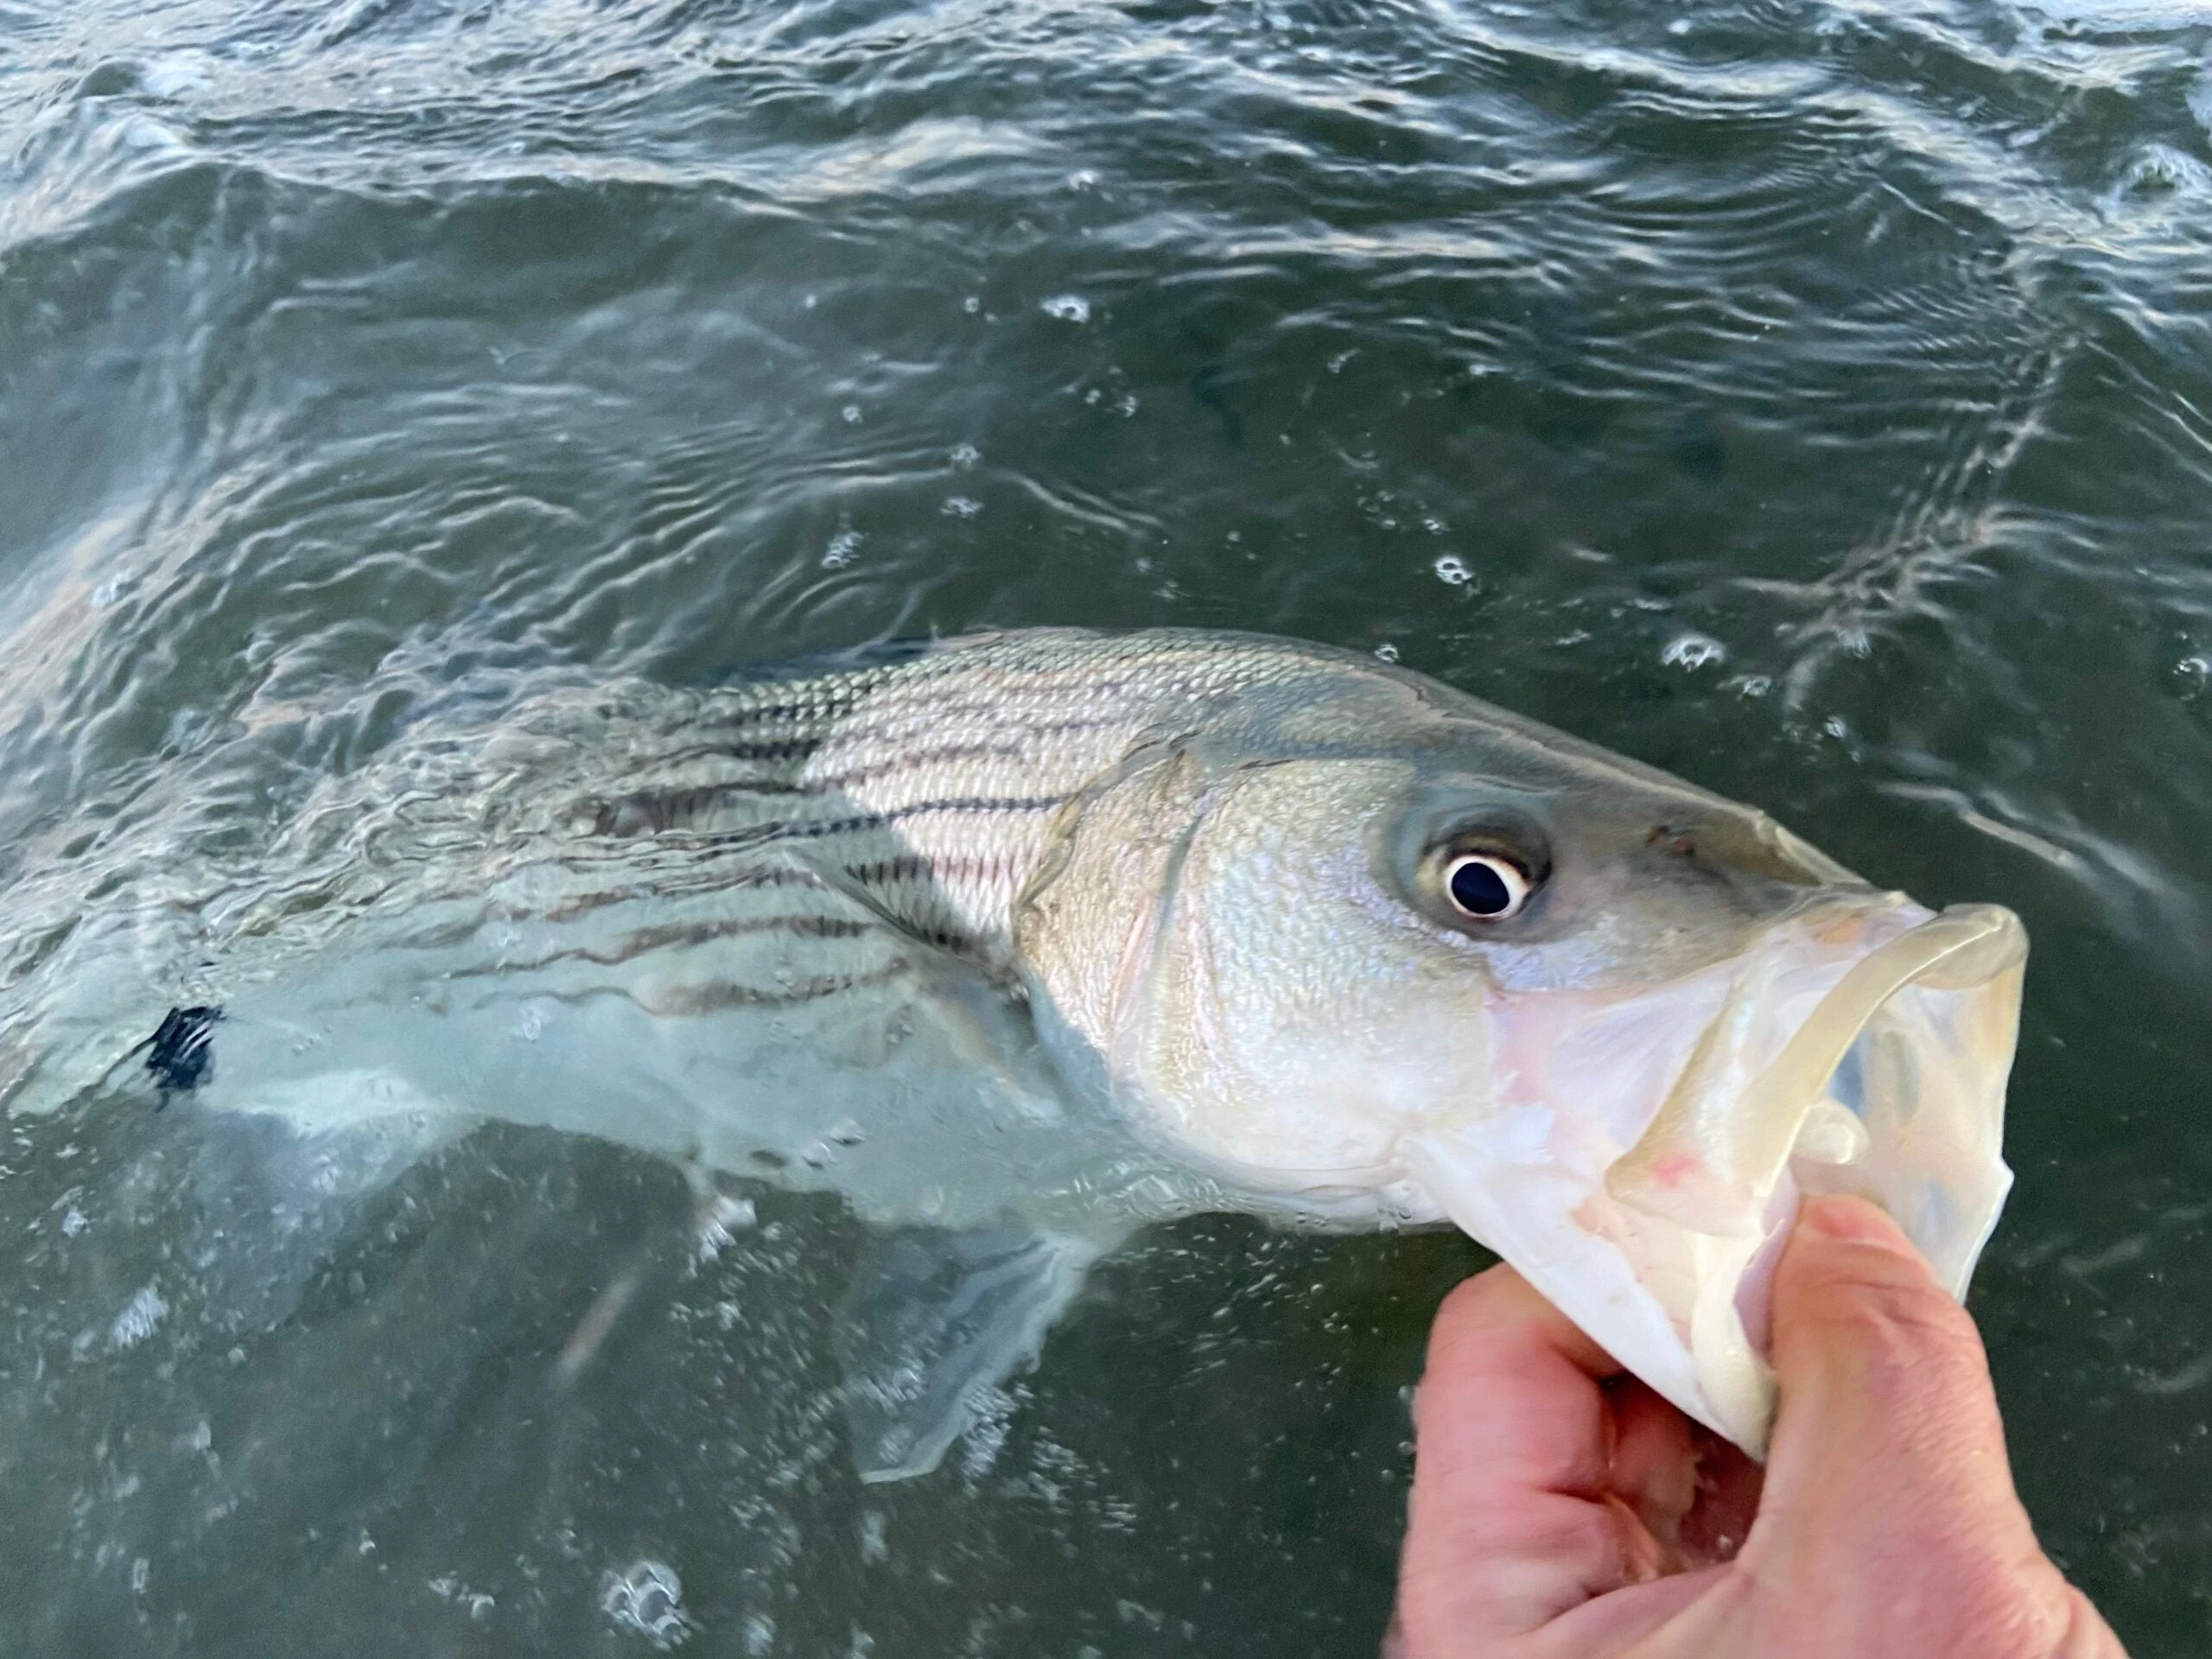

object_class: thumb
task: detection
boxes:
[1749,1194,2083,1651]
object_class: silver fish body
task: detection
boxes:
[0,628,2024,1472]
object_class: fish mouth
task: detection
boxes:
[1401,899,2026,1456]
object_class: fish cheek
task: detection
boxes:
[1012,743,1213,1110]
[1126,760,1497,1191]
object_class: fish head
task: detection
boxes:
[1015,653,2024,1453]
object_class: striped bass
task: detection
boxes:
[0,627,2024,1476]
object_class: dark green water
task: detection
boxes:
[5,0,2212,1652]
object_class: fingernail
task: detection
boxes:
[1800,1194,1912,1253]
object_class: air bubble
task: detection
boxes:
[696,1195,757,1262]
[1661,633,1726,671]
[601,1560,689,1649]
[109,1285,167,1351]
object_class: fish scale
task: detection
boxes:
[562,629,1325,973]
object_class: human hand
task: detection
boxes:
[1392,1195,2126,1659]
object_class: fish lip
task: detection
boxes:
[1401,896,2026,1456]
[1602,899,2026,1446]
[1603,899,2027,1243]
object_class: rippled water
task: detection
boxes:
[6,0,2212,1651]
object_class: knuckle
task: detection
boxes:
[1829,1276,1982,1369]
[1820,1283,1999,1454]
[1434,1268,1503,1329]
[1796,1249,1987,1377]
[1537,1498,1626,1569]
[1426,1265,1543,1364]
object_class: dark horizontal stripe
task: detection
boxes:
[692,682,896,741]
[843,853,1013,891]
[636,958,912,1016]
[543,862,830,924]
[877,792,1065,823]
[799,725,1120,796]
[587,748,995,836]
[633,706,1120,787]
[571,734,823,783]
[694,635,1275,753]
[700,693,869,734]
[721,737,825,766]
[696,659,1153,745]
[632,794,1063,855]
[588,730,1109,838]
[449,912,875,978]
[791,695,1138,756]
[515,858,1004,960]
[592,781,811,836]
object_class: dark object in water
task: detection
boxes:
[135,1005,223,1104]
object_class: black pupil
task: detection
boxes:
[1450,858,1516,917]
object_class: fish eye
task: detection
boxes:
[1443,851,1535,921]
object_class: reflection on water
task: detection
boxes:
[4,0,2212,1651]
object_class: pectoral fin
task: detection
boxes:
[834,1224,1101,1483]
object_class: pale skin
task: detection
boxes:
[1392,1195,2128,1659]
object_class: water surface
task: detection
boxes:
[5,0,2212,1651]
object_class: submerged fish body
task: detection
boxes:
[0,628,2024,1473]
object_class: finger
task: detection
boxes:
[1677,1424,1761,1568]
[1396,1266,1656,1649]
[1749,1195,2074,1649]
[1420,1265,1619,1497]
[1605,1378,1695,1558]
[1605,1382,1761,1573]
[1762,1196,2023,1527]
